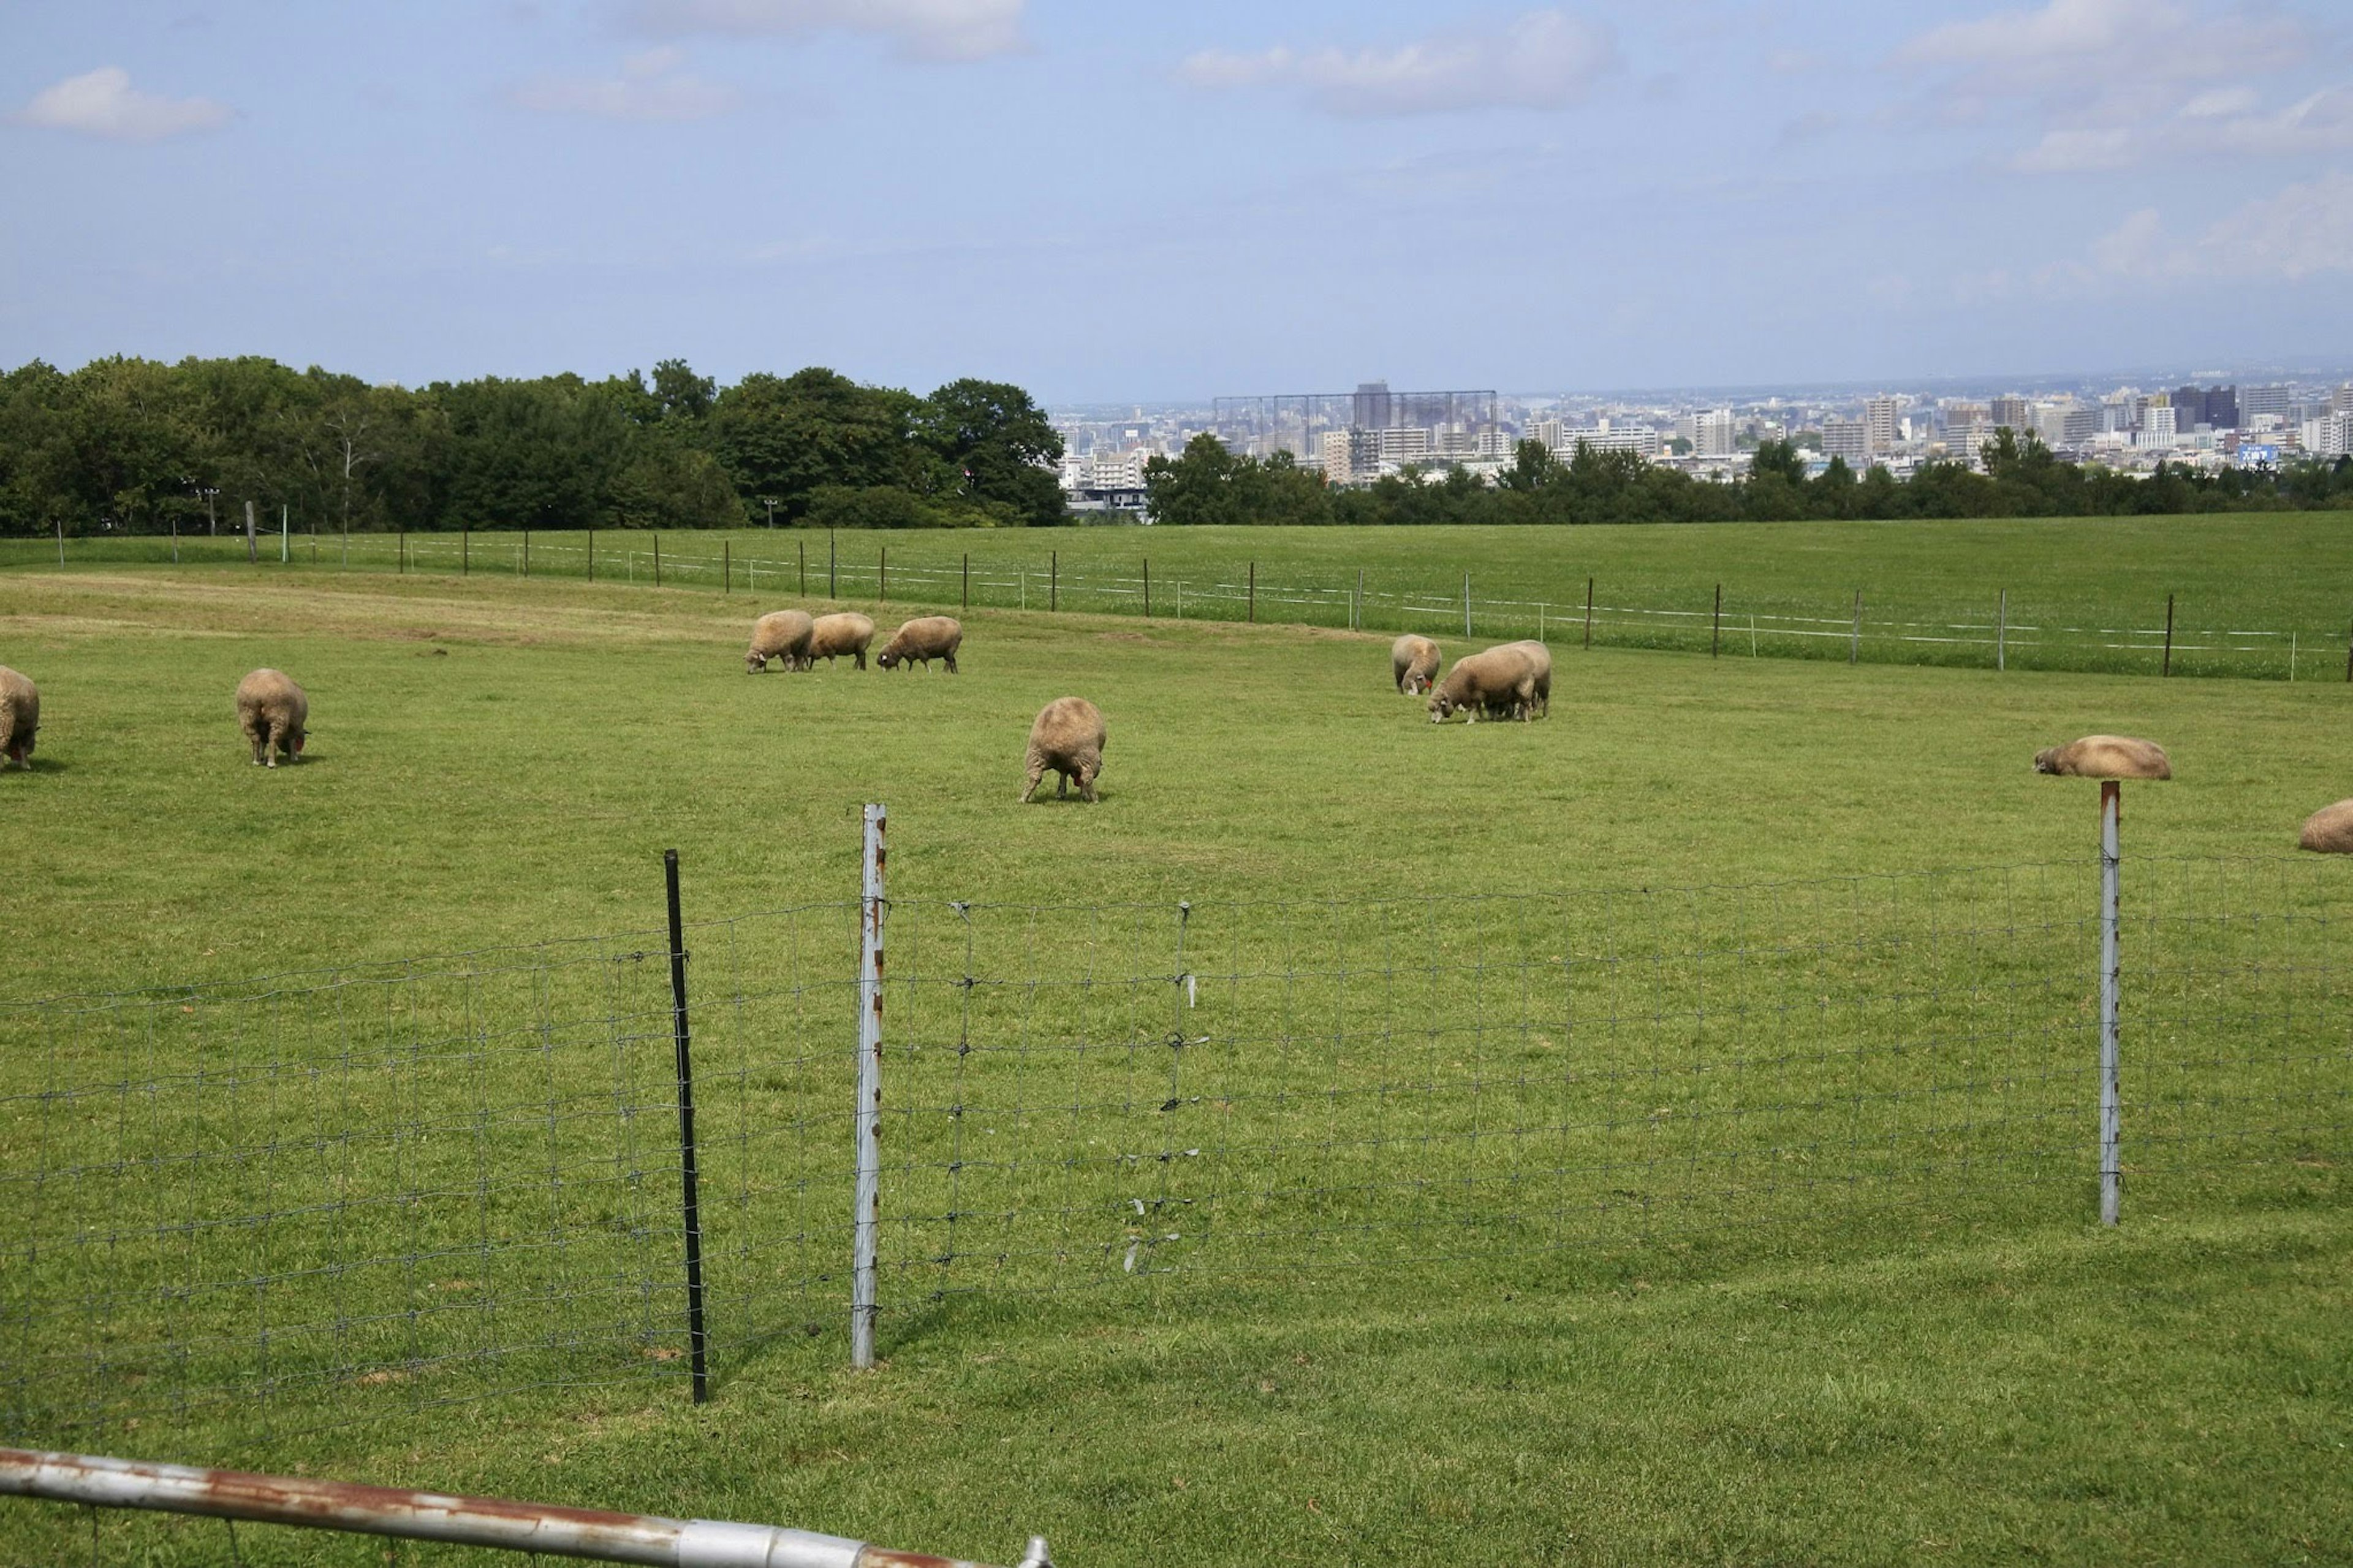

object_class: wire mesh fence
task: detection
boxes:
[10,526,2349,681]
[4,853,2346,1450]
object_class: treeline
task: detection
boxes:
[1145,431,2353,525]
[0,355,1066,536]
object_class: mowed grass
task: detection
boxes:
[3,561,2351,1565]
[13,507,2353,676]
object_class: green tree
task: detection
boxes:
[918,378,1064,527]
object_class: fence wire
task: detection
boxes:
[2,858,2345,1450]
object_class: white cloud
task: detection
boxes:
[12,66,232,142]
[2091,173,2353,282]
[629,0,1026,62]
[1181,10,1618,117]
[1890,0,2338,171]
[511,48,740,120]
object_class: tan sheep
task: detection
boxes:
[2298,799,2353,854]
[746,610,815,673]
[1493,639,1552,718]
[807,612,876,670]
[1021,697,1105,803]
[877,616,963,673]
[235,668,308,768]
[0,665,37,770]
[2032,735,2172,780]
[1392,635,1441,695]
[1427,643,1541,724]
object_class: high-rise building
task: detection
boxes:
[1990,395,2032,430]
[2241,385,2293,420]
[1692,409,1737,456]
[1822,419,1870,464]
[1865,396,1901,454]
[1378,426,1429,463]
[2334,384,2353,415]
[1352,381,1392,431]
[2140,405,2178,446]
[1320,428,1379,483]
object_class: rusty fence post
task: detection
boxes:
[1143,557,1151,618]
[2099,779,2123,1226]
[852,803,887,1370]
[1050,550,1058,612]
[665,850,710,1403]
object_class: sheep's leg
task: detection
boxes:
[1020,757,1044,803]
[1055,771,1068,799]
[944,651,957,673]
[1078,766,1098,804]
[854,651,867,670]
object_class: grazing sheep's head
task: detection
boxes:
[745,648,768,674]
[876,648,899,670]
[2032,746,2059,774]
[1428,691,1457,722]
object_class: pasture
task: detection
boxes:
[2,548,2350,1566]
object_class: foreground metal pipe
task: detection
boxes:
[0,1449,1039,1568]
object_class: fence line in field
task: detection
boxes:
[4,835,2345,1449]
[10,528,2349,681]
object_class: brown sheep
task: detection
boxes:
[1493,639,1552,718]
[0,665,37,770]
[2032,735,2172,780]
[1021,697,1105,803]
[807,612,876,670]
[1427,643,1541,724]
[2299,799,2353,854]
[235,668,308,768]
[1392,635,1441,695]
[746,610,815,673]
[877,616,963,673]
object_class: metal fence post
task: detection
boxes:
[664,850,710,1402]
[1711,583,1722,657]
[2162,593,2175,676]
[1585,576,1594,648]
[1463,573,1471,637]
[723,539,730,595]
[1997,588,2007,672]
[1143,557,1151,617]
[880,545,887,604]
[852,803,887,1369]
[2099,779,2123,1227]
[588,528,595,582]
[654,532,662,588]
[1050,550,1057,612]
[828,528,836,598]
[961,551,969,608]
[1849,590,1861,664]
[463,528,470,576]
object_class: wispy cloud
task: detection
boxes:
[510,47,739,121]
[628,0,1026,62]
[12,66,232,142]
[1889,0,2346,172]
[2094,173,2353,282]
[1181,10,1618,118]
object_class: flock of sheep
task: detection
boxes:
[3,608,2349,850]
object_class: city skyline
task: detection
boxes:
[4,1,2352,401]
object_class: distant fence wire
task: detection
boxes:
[6,843,2346,1450]
[9,527,2349,681]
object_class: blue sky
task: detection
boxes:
[2,1,2349,400]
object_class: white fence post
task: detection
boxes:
[2099,779,2123,1226]
[852,803,887,1368]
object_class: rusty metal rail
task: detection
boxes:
[0,1448,1051,1568]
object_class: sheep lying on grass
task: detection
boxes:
[2300,800,2353,854]
[1392,635,1441,695]
[877,616,963,673]
[2032,735,2172,779]
[0,666,37,769]
[1428,643,1544,723]
[808,612,876,670]
[1021,697,1105,803]
[235,669,308,768]
[746,610,814,673]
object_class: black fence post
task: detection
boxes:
[2162,593,2175,676]
[1248,561,1256,623]
[880,546,887,604]
[654,532,662,588]
[723,540,730,596]
[801,540,808,597]
[1584,576,1594,649]
[1712,583,1722,657]
[828,528,836,598]
[664,849,710,1405]
[962,551,969,609]
[1143,557,1151,618]
[399,529,406,574]
[588,528,596,583]
[1050,550,1058,612]
[523,530,529,578]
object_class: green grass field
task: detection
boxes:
[3,542,2351,1566]
[10,509,2353,677]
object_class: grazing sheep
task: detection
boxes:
[746,610,815,673]
[877,616,963,673]
[807,612,876,670]
[1492,639,1552,718]
[1021,697,1105,803]
[2032,735,2172,780]
[0,665,37,769]
[1392,635,1441,695]
[1427,643,1542,724]
[2299,799,2353,854]
[235,668,308,768]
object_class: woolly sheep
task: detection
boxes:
[806,612,876,670]
[746,610,815,673]
[877,616,963,673]
[2032,735,2172,780]
[1491,639,1552,718]
[1427,643,1542,724]
[0,665,37,770]
[2299,799,2353,854]
[235,668,308,768]
[1392,635,1441,695]
[1021,696,1105,803]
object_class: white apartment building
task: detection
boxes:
[1378,426,1430,463]
[2136,405,2178,449]
[2306,412,2353,458]
[1822,419,1870,464]
[1319,428,1380,484]
[1865,396,1901,454]
[1691,409,1737,456]
[1553,427,1660,458]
